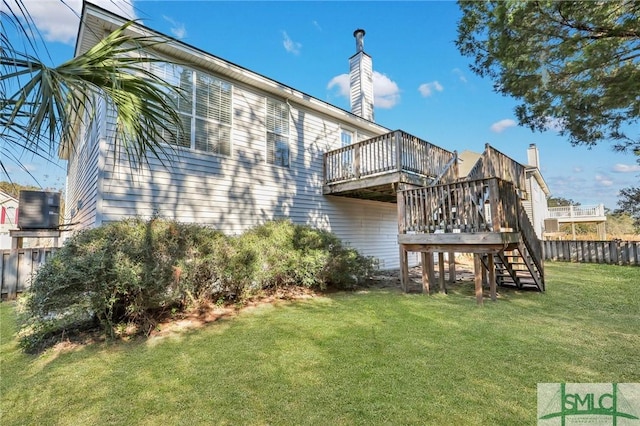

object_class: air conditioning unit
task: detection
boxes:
[18,190,61,229]
[544,218,559,233]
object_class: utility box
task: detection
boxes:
[18,190,61,229]
[544,218,559,233]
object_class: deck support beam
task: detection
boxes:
[438,252,446,294]
[399,246,409,292]
[421,253,429,293]
[487,253,496,301]
[474,254,484,305]
[448,252,455,284]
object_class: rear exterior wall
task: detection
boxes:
[71,67,409,269]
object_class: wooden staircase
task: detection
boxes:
[491,241,544,291]
[466,144,544,292]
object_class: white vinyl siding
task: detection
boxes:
[64,97,104,231]
[266,98,289,167]
[94,83,408,268]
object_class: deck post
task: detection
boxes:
[426,252,435,294]
[487,253,496,301]
[474,254,483,305]
[488,178,502,231]
[354,143,361,179]
[448,251,455,283]
[484,143,492,179]
[452,150,459,181]
[438,252,446,294]
[482,257,488,288]
[400,246,409,292]
[397,189,407,291]
[395,130,403,173]
[421,252,430,294]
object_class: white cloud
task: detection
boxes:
[163,15,187,39]
[282,31,301,55]
[2,0,136,45]
[312,20,322,31]
[418,81,443,97]
[490,119,517,133]
[573,167,583,173]
[452,68,467,83]
[595,174,614,187]
[612,163,640,173]
[327,74,350,98]
[373,71,400,108]
[327,71,401,109]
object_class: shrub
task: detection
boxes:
[18,219,376,352]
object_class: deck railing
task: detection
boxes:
[466,144,526,190]
[546,204,606,220]
[399,178,523,234]
[398,177,542,268]
[324,130,455,184]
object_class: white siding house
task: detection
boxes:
[0,192,19,249]
[64,4,416,269]
[66,4,549,274]
[523,144,551,239]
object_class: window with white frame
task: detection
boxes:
[153,62,232,155]
[341,129,353,147]
[266,98,289,167]
[341,128,354,176]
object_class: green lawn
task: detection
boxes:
[1,262,638,425]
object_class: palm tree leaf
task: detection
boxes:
[1,20,185,170]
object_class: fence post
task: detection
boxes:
[4,250,18,300]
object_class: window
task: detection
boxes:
[341,129,353,147]
[266,98,289,167]
[153,62,232,155]
[341,128,354,176]
[195,74,232,155]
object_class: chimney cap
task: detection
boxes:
[353,29,366,37]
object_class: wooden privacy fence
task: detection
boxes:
[543,240,640,266]
[1,248,57,300]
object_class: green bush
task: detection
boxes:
[18,219,376,353]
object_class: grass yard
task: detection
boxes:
[1,262,639,425]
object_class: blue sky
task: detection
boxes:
[4,0,639,209]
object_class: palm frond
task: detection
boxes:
[1,20,184,169]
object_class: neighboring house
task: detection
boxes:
[546,204,607,239]
[523,144,551,239]
[0,191,19,250]
[457,144,551,239]
[64,3,548,288]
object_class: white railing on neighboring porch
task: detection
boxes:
[546,204,606,220]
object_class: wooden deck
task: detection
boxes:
[322,131,544,303]
[323,130,457,202]
[397,177,545,302]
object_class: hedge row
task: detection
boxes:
[17,219,376,353]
